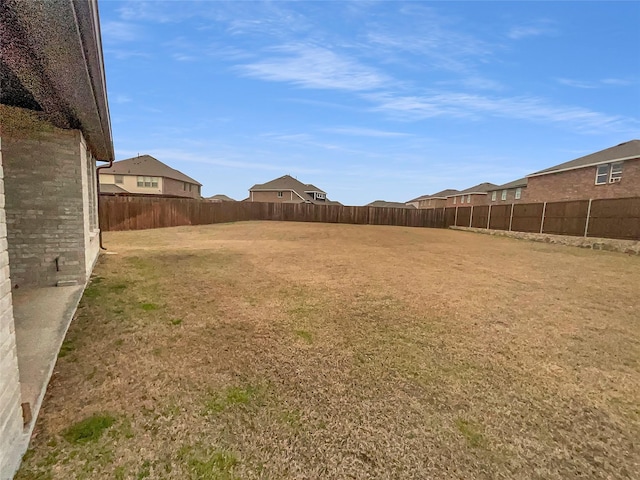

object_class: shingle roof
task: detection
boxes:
[449,183,499,196]
[489,178,528,190]
[102,155,202,186]
[249,175,330,204]
[99,183,127,194]
[528,140,640,177]
[207,194,236,202]
[407,189,460,203]
[367,200,417,209]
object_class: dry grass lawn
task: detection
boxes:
[16,221,640,479]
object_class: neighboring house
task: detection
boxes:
[526,140,640,203]
[487,178,528,204]
[408,189,460,209]
[99,155,202,199]
[249,175,334,204]
[206,194,236,202]
[446,183,499,206]
[1,0,113,476]
[367,200,417,209]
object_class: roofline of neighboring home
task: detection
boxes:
[527,154,640,178]
[102,171,202,186]
[447,191,489,197]
[304,189,326,194]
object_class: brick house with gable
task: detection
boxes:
[525,140,640,203]
[249,175,339,204]
[446,183,499,206]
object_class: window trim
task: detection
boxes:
[595,164,609,185]
[277,191,283,198]
[501,190,507,201]
[609,162,623,183]
[114,174,124,184]
[515,187,522,200]
[491,191,497,202]
[466,195,471,203]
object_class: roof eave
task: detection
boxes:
[527,154,640,178]
[0,0,114,161]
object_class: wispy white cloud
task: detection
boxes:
[101,21,139,43]
[508,20,558,40]
[114,94,132,104]
[368,91,639,134]
[557,77,635,89]
[322,127,412,138]
[236,44,390,91]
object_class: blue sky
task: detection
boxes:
[100,1,640,205]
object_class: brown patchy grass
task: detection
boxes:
[16,221,640,479]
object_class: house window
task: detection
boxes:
[453,196,457,205]
[428,199,432,206]
[277,191,283,198]
[491,191,497,201]
[114,175,124,184]
[595,164,609,185]
[189,184,192,192]
[501,190,507,201]
[137,176,159,188]
[515,187,522,200]
[610,162,623,182]
[316,192,325,200]
[467,195,471,203]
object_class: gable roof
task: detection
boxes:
[528,140,640,177]
[102,155,202,186]
[249,175,329,204]
[207,194,236,202]
[367,200,417,209]
[448,183,499,196]
[407,189,460,203]
[99,183,127,194]
[489,177,528,191]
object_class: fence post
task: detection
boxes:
[540,202,547,234]
[486,204,491,230]
[469,205,474,227]
[584,198,593,237]
[454,206,459,226]
[508,203,514,231]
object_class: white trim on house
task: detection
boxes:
[526,155,639,178]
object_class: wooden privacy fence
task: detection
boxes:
[99,195,640,241]
[444,197,640,240]
[98,196,445,231]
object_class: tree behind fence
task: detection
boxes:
[99,196,640,241]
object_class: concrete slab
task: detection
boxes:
[12,285,84,431]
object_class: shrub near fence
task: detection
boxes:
[99,195,640,241]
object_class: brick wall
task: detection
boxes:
[526,159,640,203]
[417,198,447,209]
[0,136,25,479]
[251,190,304,203]
[163,177,201,198]
[446,193,489,207]
[2,114,98,287]
[487,187,527,204]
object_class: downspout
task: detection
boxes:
[96,158,113,250]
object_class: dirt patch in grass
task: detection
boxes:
[17,222,640,479]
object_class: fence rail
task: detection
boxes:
[99,195,640,241]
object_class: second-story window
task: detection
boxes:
[515,187,522,200]
[491,191,497,201]
[467,195,471,203]
[501,190,507,201]
[137,176,158,188]
[115,175,124,184]
[277,191,283,198]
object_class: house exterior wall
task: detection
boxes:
[3,114,99,287]
[487,187,527,204]
[99,173,164,195]
[0,136,24,480]
[445,194,488,207]
[163,177,201,199]
[526,158,640,203]
[417,198,447,209]
[250,190,303,203]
